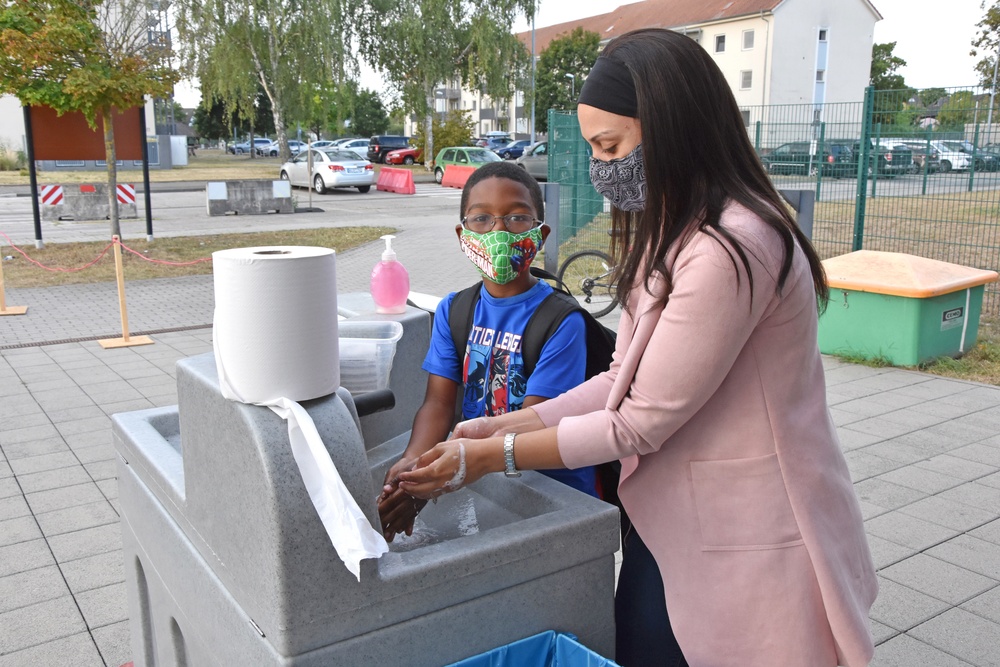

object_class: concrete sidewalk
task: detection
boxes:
[1,199,1000,664]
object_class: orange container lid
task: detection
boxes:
[822,250,999,298]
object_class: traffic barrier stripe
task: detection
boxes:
[39,185,64,206]
[117,183,136,204]
[441,165,476,189]
[376,167,416,195]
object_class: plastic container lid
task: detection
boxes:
[822,250,999,298]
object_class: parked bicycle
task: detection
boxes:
[557,249,619,318]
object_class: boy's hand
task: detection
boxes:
[377,486,427,541]
[451,409,545,441]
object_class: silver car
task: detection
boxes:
[515,141,548,181]
[279,149,375,194]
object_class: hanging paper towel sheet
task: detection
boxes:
[212,246,388,580]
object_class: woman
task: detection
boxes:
[395,29,877,667]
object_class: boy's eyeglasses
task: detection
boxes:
[461,213,541,233]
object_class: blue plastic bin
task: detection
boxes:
[447,631,620,667]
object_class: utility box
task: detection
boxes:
[818,250,998,366]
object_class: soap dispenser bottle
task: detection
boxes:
[370,234,410,314]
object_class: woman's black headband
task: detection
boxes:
[577,56,638,118]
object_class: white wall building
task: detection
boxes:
[408,0,881,140]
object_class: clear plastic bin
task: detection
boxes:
[338,320,403,393]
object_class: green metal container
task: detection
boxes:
[818,251,998,366]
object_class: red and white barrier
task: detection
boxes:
[39,184,64,206]
[117,183,136,204]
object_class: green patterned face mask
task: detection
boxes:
[460,227,543,284]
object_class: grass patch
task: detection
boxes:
[2,227,394,288]
[919,314,1000,385]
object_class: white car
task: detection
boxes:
[279,148,375,194]
[335,138,371,153]
[930,140,972,172]
[265,139,308,156]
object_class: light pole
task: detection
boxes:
[530,14,536,145]
[565,73,576,101]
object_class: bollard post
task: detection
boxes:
[0,254,27,316]
[98,235,153,348]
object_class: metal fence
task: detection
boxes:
[549,86,1000,313]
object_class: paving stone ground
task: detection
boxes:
[1,185,999,666]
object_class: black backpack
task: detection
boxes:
[447,267,626,516]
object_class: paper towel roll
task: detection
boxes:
[213,246,339,403]
[212,245,388,580]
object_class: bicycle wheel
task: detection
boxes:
[557,250,619,318]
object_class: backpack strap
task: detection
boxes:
[521,290,580,378]
[448,282,483,362]
[529,265,571,295]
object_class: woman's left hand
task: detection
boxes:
[397,438,498,500]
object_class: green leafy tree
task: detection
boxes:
[0,0,178,238]
[918,87,948,107]
[175,0,358,161]
[349,89,390,138]
[534,27,599,134]
[869,42,914,124]
[972,1,1000,88]
[360,0,534,170]
[413,109,476,163]
[870,42,907,90]
[937,91,976,128]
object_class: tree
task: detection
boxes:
[349,88,389,138]
[870,42,907,90]
[937,91,976,128]
[413,109,476,162]
[972,1,1000,88]
[534,27,599,134]
[918,87,948,108]
[0,0,178,238]
[360,0,534,170]
[175,0,358,161]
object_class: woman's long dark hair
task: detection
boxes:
[598,29,828,311]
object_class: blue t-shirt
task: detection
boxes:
[423,281,597,497]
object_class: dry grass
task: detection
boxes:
[1,227,393,288]
[0,148,433,185]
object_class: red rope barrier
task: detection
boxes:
[0,231,114,273]
[0,232,214,272]
[117,239,213,266]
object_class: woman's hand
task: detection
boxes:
[397,438,501,500]
[451,409,545,441]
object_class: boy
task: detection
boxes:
[378,161,596,541]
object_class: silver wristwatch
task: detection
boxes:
[503,433,521,478]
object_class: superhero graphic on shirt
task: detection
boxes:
[462,333,526,417]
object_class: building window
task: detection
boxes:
[818,29,827,42]
[740,70,752,90]
[715,34,725,53]
[816,70,825,82]
[472,100,477,110]
[740,109,751,126]
[742,30,754,50]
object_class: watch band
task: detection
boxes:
[503,433,521,478]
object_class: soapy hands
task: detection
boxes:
[397,439,494,501]
[377,457,427,542]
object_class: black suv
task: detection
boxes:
[367,135,410,163]
[761,140,855,178]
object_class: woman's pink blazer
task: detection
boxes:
[533,203,877,667]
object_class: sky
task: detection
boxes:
[173,0,987,108]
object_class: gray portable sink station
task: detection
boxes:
[112,296,619,666]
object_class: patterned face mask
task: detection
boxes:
[589,143,647,212]
[460,227,543,284]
